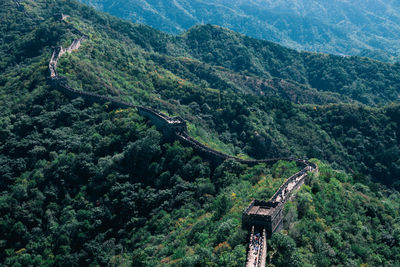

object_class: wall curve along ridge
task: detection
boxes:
[48,15,319,267]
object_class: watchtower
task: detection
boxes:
[242,200,284,237]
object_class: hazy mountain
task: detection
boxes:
[1,0,400,266]
[79,0,400,61]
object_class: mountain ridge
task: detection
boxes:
[4,0,398,184]
[1,1,400,265]
[80,0,400,62]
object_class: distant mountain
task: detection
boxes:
[2,1,400,266]
[79,0,400,62]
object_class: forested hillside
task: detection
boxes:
[1,0,400,266]
[79,0,400,62]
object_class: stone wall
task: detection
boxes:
[50,42,318,237]
[48,32,186,137]
[48,19,320,266]
[51,76,187,137]
[245,227,267,267]
[242,163,318,237]
[47,20,316,171]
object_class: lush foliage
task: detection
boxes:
[0,86,278,265]
[271,162,400,266]
[23,0,398,187]
[1,0,399,266]
[54,14,400,185]
[79,0,400,62]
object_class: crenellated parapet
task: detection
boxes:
[136,106,187,137]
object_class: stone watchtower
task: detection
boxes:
[242,200,284,237]
[242,162,318,240]
[136,106,187,139]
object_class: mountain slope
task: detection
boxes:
[48,10,400,184]
[1,0,400,266]
[55,20,400,106]
[3,0,399,184]
[79,0,400,62]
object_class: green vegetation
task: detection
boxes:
[0,84,270,265]
[274,161,400,266]
[0,0,399,266]
[58,20,400,106]
[79,0,400,62]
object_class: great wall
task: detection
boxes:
[44,11,319,267]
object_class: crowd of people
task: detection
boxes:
[250,231,264,266]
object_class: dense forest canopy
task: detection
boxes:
[0,0,399,266]
[79,0,400,62]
